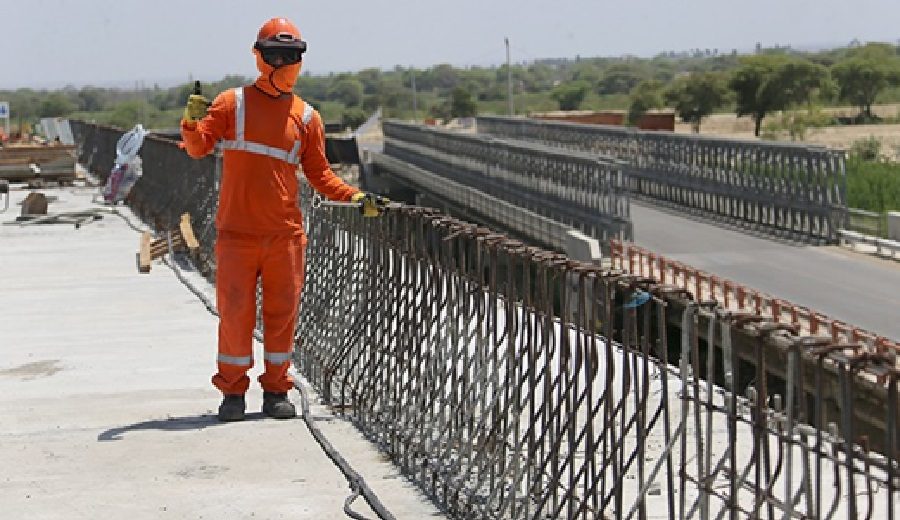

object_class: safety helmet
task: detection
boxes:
[254,18,307,67]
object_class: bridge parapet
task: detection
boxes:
[611,238,899,352]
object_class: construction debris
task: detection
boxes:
[6,209,106,229]
[0,144,76,183]
[138,213,199,273]
[21,192,48,216]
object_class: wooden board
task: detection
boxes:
[179,213,200,257]
[138,231,153,273]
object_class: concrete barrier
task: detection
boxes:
[838,229,900,260]
[565,229,602,264]
[889,211,900,241]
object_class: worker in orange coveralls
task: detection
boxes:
[181,17,386,422]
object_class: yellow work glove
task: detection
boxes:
[350,192,389,217]
[182,94,211,122]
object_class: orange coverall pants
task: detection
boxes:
[212,231,305,395]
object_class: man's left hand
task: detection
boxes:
[350,192,389,217]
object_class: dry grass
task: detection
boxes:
[676,104,900,159]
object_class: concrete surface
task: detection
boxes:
[630,200,900,340]
[0,184,444,519]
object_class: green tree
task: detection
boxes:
[570,62,602,85]
[832,43,900,119]
[598,63,646,95]
[76,87,105,112]
[778,60,830,106]
[551,80,590,111]
[729,55,824,136]
[107,100,156,129]
[430,102,451,123]
[665,72,730,132]
[363,77,406,115]
[341,107,368,129]
[730,56,786,136]
[628,80,664,124]
[38,92,76,117]
[328,77,364,107]
[296,73,330,103]
[425,64,459,91]
[449,87,477,118]
[8,89,41,120]
[356,68,382,95]
[524,62,557,92]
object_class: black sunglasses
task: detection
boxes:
[260,47,304,66]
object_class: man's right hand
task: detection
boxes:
[183,94,211,122]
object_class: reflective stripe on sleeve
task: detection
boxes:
[301,102,314,125]
[218,353,252,366]
[264,352,292,364]
[234,88,245,141]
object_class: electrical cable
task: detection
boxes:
[102,202,395,520]
[295,380,397,520]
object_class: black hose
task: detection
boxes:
[295,381,397,520]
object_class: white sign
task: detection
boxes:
[0,102,8,118]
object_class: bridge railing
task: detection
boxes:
[610,238,900,351]
[477,116,848,243]
[71,120,899,520]
[370,152,599,258]
[382,120,632,242]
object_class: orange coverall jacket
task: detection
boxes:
[180,83,358,395]
[180,85,358,234]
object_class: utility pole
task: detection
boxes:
[505,37,514,116]
[411,67,418,121]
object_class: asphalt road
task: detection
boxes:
[630,200,900,341]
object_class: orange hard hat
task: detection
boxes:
[255,18,306,52]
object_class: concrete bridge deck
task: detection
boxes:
[0,184,443,519]
[630,199,900,340]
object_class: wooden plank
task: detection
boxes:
[138,231,153,273]
[179,213,200,256]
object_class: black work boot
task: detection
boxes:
[218,394,246,422]
[262,391,296,419]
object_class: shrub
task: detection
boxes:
[846,157,900,212]
[341,107,368,130]
[850,136,882,161]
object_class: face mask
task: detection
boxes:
[255,51,302,95]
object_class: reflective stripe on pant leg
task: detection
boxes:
[263,352,291,364]
[218,354,253,366]
[257,233,305,393]
[212,231,261,395]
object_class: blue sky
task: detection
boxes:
[2,0,899,88]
